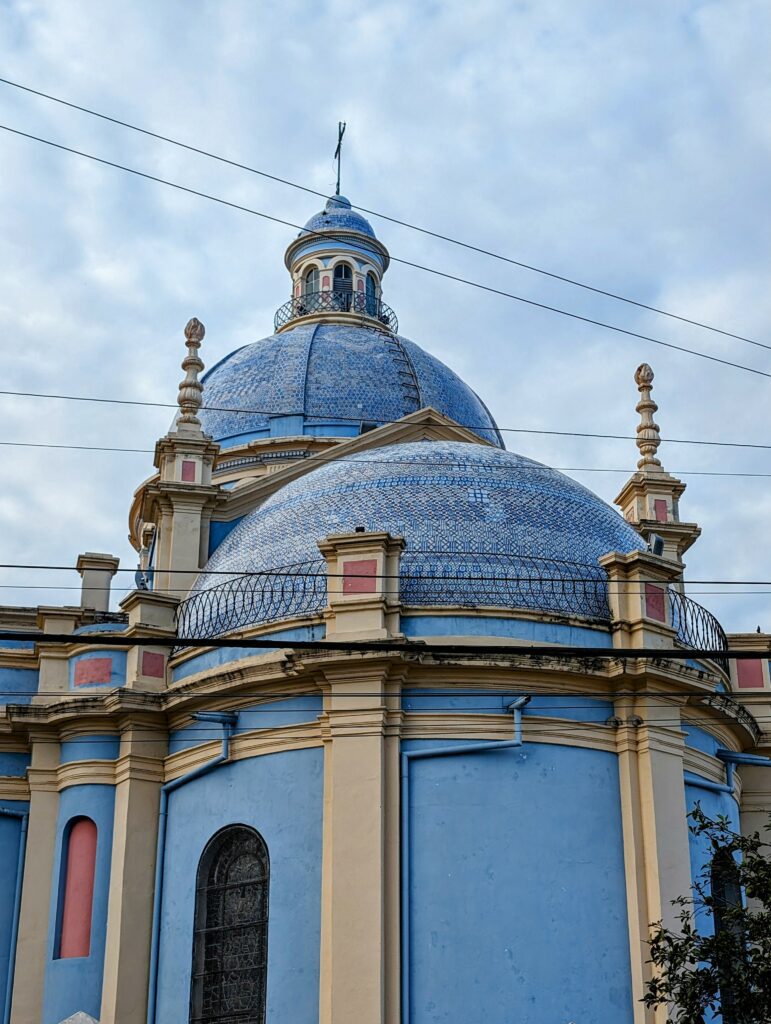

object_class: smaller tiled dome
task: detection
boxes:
[300,196,376,239]
[189,441,644,636]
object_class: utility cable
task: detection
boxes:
[2,122,771,382]
[0,75,764,352]
[4,439,771,479]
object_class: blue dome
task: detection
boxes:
[191,441,643,634]
[301,195,376,239]
[200,324,503,447]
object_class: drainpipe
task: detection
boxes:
[147,711,238,1024]
[399,696,530,1024]
[0,807,28,1024]
[684,749,771,800]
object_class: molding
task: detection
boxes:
[0,777,30,801]
[401,712,618,754]
[57,759,116,790]
[164,721,322,779]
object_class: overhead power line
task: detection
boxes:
[4,561,771,587]
[4,439,771,479]
[0,75,765,353]
[2,121,771,383]
[0,630,764,660]
[4,391,771,453]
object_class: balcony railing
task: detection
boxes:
[274,289,399,333]
[669,586,729,673]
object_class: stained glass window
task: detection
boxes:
[190,825,269,1024]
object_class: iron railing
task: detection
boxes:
[172,555,729,677]
[399,552,612,621]
[175,560,328,644]
[274,289,398,333]
[669,586,729,673]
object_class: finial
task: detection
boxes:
[334,122,346,196]
[177,317,205,426]
[633,362,662,470]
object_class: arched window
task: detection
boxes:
[712,848,743,1024]
[333,263,352,311]
[190,825,269,1024]
[57,816,97,959]
[304,266,319,296]
[365,272,378,316]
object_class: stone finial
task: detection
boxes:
[633,362,662,470]
[177,317,205,426]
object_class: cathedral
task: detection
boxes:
[0,193,769,1024]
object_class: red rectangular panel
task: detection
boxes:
[142,651,166,679]
[736,659,765,689]
[343,558,378,594]
[73,657,112,686]
[644,583,667,623]
[653,499,668,522]
[181,460,196,482]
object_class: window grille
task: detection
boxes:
[190,825,269,1024]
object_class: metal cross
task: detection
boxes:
[334,121,346,196]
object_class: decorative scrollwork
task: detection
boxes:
[274,289,398,333]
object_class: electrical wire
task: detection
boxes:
[4,439,771,480]
[0,75,765,352]
[2,121,771,383]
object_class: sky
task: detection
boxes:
[0,0,770,631]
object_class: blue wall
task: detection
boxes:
[0,666,38,704]
[0,801,28,1017]
[404,739,633,1024]
[169,696,322,754]
[42,785,115,1024]
[401,614,612,646]
[156,747,323,1024]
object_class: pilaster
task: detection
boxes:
[318,661,401,1024]
[76,552,120,612]
[318,530,405,640]
[100,720,166,1024]
[614,695,692,1024]
[10,730,60,1024]
[119,589,179,691]
[599,549,681,649]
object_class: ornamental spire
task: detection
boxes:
[634,362,662,471]
[177,317,205,427]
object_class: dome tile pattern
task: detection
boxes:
[300,195,376,239]
[189,441,643,634]
[199,324,503,446]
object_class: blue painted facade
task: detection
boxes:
[194,440,642,634]
[155,748,323,1024]
[43,784,115,1024]
[403,739,633,1023]
[0,666,38,704]
[68,649,127,691]
[169,695,322,754]
[0,801,28,1018]
[197,326,502,447]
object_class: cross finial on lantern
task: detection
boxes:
[633,362,662,471]
[177,317,205,427]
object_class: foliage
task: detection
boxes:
[643,807,771,1023]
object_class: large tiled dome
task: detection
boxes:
[189,441,643,635]
[199,324,503,448]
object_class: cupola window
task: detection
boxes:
[333,263,353,311]
[304,267,319,296]
[365,272,378,316]
[190,825,270,1024]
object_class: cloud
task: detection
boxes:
[0,0,769,630]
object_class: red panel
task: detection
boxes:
[59,818,97,958]
[141,651,165,679]
[73,657,112,686]
[653,499,668,522]
[736,659,765,689]
[644,583,667,622]
[181,460,196,482]
[343,558,378,594]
